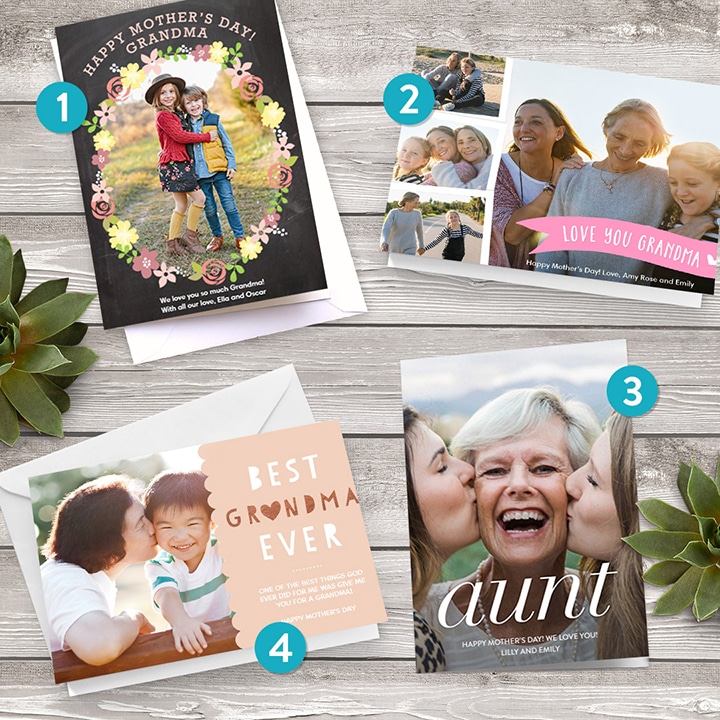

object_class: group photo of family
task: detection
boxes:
[401,340,647,672]
[380,187,485,263]
[488,59,720,294]
[31,447,235,681]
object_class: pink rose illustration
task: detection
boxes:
[90,196,115,220]
[106,76,131,102]
[201,258,227,286]
[239,74,264,102]
[268,163,293,189]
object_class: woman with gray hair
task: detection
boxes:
[535,98,672,280]
[420,387,602,670]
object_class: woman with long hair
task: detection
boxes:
[566,412,648,659]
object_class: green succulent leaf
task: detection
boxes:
[694,565,720,621]
[34,375,71,413]
[0,235,13,301]
[12,344,70,374]
[637,498,699,533]
[10,249,26,305]
[687,462,720,522]
[654,565,703,615]
[18,293,95,344]
[1,368,63,437]
[695,515,720,547]
[42,345,98,377]
[675,540,717,568]
[0,388,20,446]
[14,278,69,316]
[0,361,13,377]
[48,375,79,390]
[0,323,20,358]
[643,559,692,586]
[43,322,88,347]
[0,295,20,326]
[715,456,720,490]
[623,530,701,559]
[677,462,692,512]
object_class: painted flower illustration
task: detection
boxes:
[108,220,139,252]
[261,101,286,129]
[90,196,115,220]
[238,74,264,102]
[93,130,116,152]
[91,179,113,204]
[201,258,227,285]
[272,131,295,160]
[263,211,281,228]
[91,151,109,170]
[239,238,263,261]
[225,58,253,89]
[208,41,229,64]
[250,219,271,245]
[106,76,131,102]
[120,63,146,90]
[132,248,160,279]
[154,262,177,288]
[140,49,165,76]
[190,44,212,61]
[94,101,117,127]
[268,163,293,189]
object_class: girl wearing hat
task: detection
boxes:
[145,74,218,255]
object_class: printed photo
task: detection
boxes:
[490,60,720,294]
[411,47,505,117]
[401,339,648,672]
[392,113,499,191]
[381,186,485,263]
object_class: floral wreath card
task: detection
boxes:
[384,47,720,307]
[55,0,328,328]
[29,418,385,691]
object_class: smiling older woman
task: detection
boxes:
[535,98,672,280]
[419,387,601,670]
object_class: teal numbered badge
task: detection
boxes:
[254,621,306,674]
[36,82,88,133]
[383,73,435,125]
[607,365,659,417]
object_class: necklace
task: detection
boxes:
[598,169,623,194]
[517,154,554,205]
[474,560,580,666]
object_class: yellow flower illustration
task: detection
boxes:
[119,63,146,90]
[108,220,139,252]
[208,41,229,64]
[261,101,286,129]
[239,238,263,261]
[93,130,116,152]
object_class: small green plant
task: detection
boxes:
[0,234,98,446]
[624,459,720,621]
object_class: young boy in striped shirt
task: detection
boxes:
[144,471,230,655]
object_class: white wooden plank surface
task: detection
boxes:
[2,0,720,715]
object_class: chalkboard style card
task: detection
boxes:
[54,0,329,328]
[31,419,386,691]
[384,47,720,307]
[401,339,649,672]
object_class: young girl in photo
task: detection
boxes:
[657,141,720,294]
[145,73,218,255]
[440,57,485,112]
[393,136,432,184]
[422,126,477,187]
[424,210,483,261]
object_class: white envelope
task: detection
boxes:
[122,10,366,363]
[0,366,378,695]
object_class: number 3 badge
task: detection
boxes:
[606,365,659,417]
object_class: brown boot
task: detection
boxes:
[235,236,246,250]
[166,236,187,255]
[207,235,224,252]
[180,227,205,253]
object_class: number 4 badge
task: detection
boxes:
[254,622,307,674]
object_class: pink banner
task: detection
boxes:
[521,216,717,278]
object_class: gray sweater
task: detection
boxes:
[381,208,424,254]
[535,163,671,280]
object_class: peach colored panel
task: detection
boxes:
[200,420,387,648]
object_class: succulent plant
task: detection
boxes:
[624,459,720,621]
[0,234,98,446]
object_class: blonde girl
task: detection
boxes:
[144,74,218,255]
[393,136,432,184]
[424,209,482,261]
[657,141,720,293]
